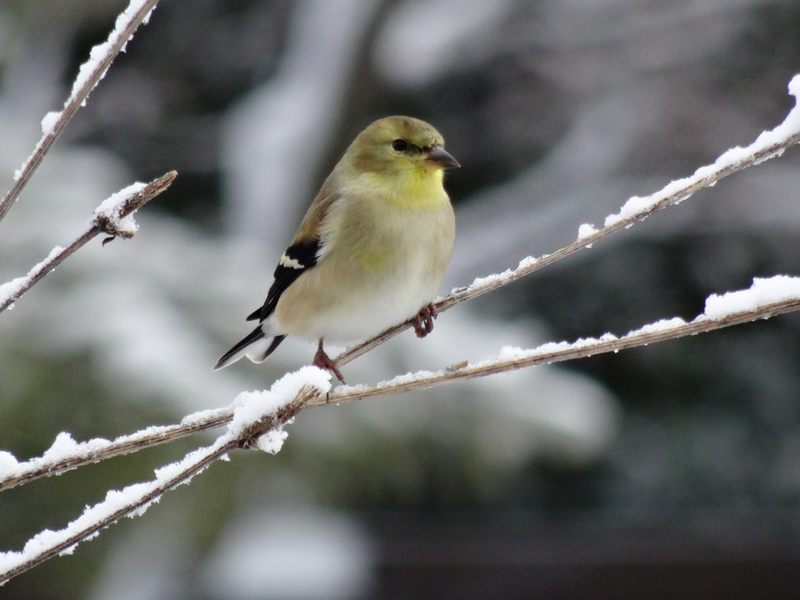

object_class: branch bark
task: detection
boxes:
[0,0,161,223]
[0,385,319,586]
[4,276,800,493]
[321,285,800,406]
[0,403,228,493]
[0,171,177,314]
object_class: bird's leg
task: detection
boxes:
[413,302,437,338]
[313,339,346,384]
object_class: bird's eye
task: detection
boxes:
[392,139,408,152]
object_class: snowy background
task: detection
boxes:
[2,0,800,598]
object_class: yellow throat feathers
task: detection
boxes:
[359,167,447,211]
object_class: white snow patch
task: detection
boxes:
[0,451,19,471]
[330,382,370,397]
[180,406,231,428]
[467,268,515,290]
[40,111,61,136]
[0,245,64,308]
[457,257,539,297]
[92,182,146,235]
[517,255,538,270]
[0,276,26,308]
[70,0,155,101]
[578,223,599,241]
[629,317,687,335]
[41,433,83,462]
[375,368,442,390]
[603,74,800,230]
[702,276,800,320]
[227,366,331,452]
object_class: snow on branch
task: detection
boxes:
[0,0,161,224]
[3,70,800,586]
[0,438,231,587]
[0,368,330,586]
[324,275,800,406]
[0,171,176,314]
[1,274,797,582]
[332,74,800,369]
[322,275,800,405]
[6,274,800,495]
[0,405,230,493]
[4,67,800,492]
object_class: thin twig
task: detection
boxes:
[0,438,237,586]
[5,276,800,493]
[0,171,176,314]
[0,385,319,586]
[0,0,161,224]
[319,288,800,406]
[3,79,800,502]
[0,404,228,493]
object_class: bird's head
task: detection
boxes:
[346,116,460,180]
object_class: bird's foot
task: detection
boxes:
[313,340,346,384]
[413,303,437,338]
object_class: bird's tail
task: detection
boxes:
[213,327,286,371]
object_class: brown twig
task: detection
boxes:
[0,0,162,224]
[0,385,319,585]
[319,292,800,406]
[0,402,227,493]
[6,276,800,496]
[0,171,177,314]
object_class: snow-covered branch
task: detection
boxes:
[1,8,798,579]
[0,0,160,223]
[323,276,800,405]
[0,369,329,586]
[0,171,176,314]
[0,438,232,587]
[6,274,800,496]
[332,74,800,370]
[4,67,800,498]
[4,66,800,486]
[0,404,229,493]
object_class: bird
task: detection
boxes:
[213,115,459,382]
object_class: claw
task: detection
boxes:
[413,303,437,338]
[313,339,345,384]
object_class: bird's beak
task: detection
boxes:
[425,145,460,169]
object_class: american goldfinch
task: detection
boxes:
[214,116,459,381]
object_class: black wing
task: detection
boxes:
[246,238,322,322]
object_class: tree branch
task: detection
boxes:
[320,277,800,405]
[4,275,800,493]
[0,0,161,224]
[0,171,177,314]
[0,380,323,586]
[0,403,228,493]
[2,272,799,584]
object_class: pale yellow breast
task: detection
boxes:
[274,178,455,343]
